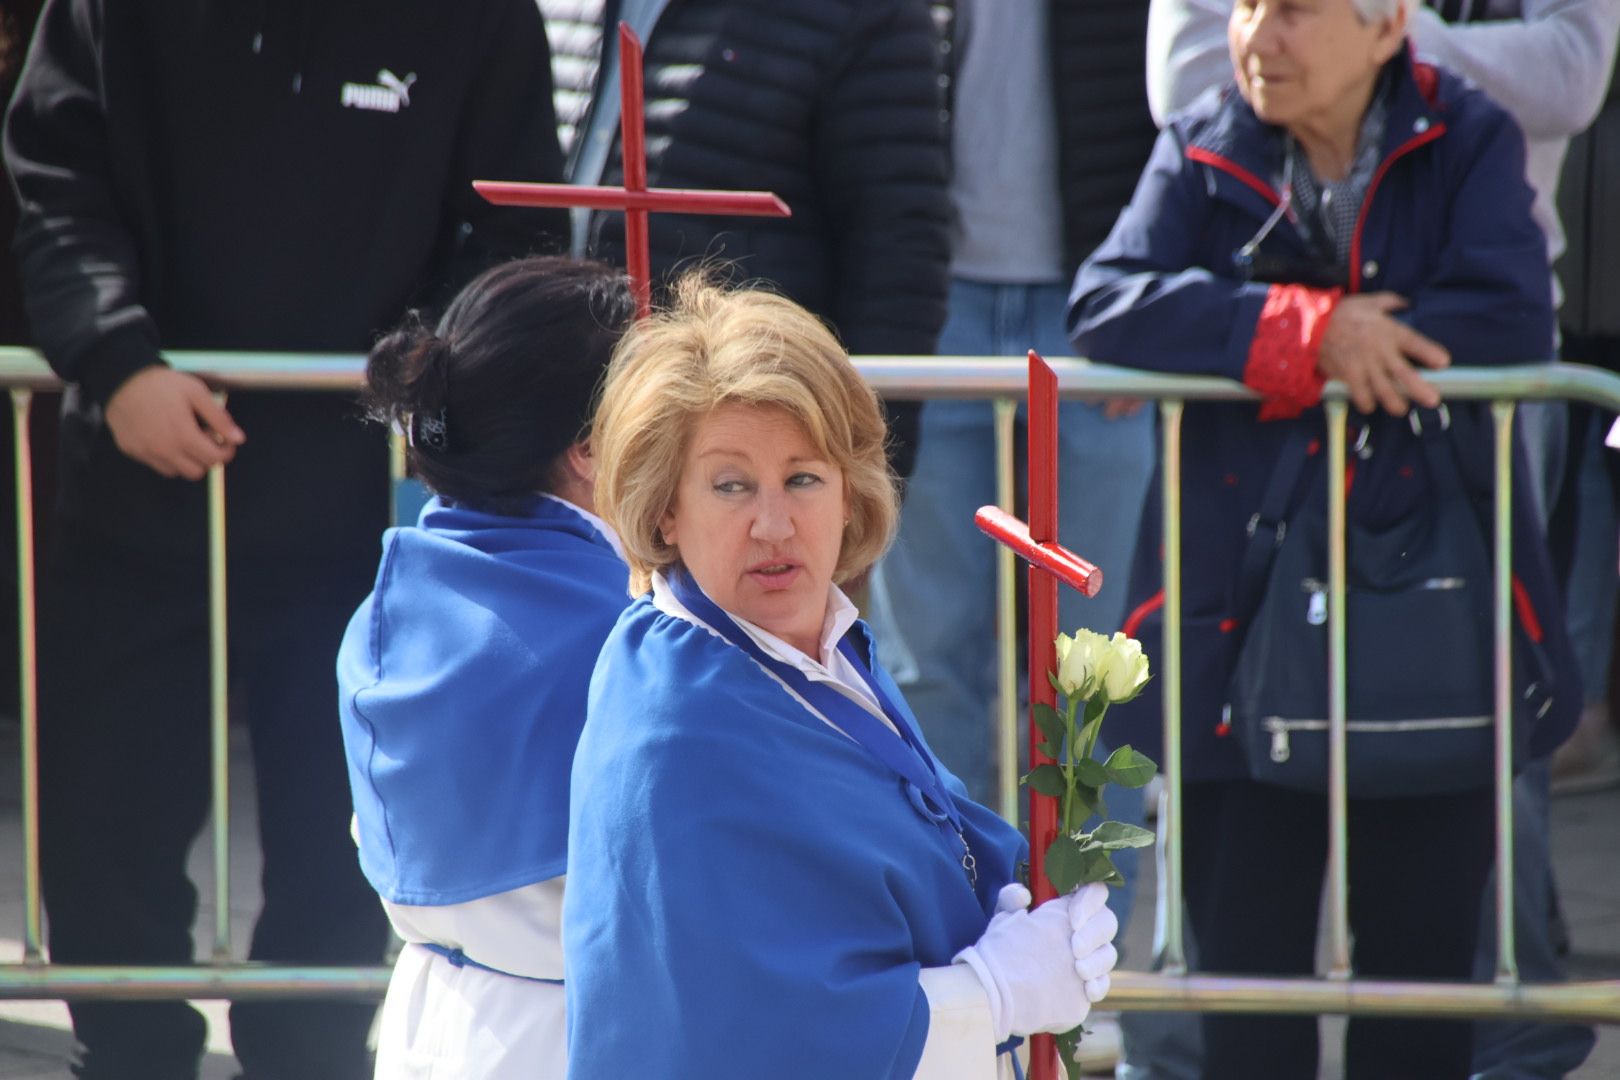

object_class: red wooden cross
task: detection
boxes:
[974,351,1102,1080]
[474,24,791,318]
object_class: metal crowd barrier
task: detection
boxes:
[0,347,1614,1027]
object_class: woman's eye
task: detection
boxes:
[787,472,824,489]
[713,478,749,495]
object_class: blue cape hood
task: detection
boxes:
[338,497,629,905]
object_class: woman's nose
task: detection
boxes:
[749,490,795,543]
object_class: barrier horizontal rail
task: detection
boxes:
[0,347,1615,1025]
[0,966,389,1001]
[0,966,1605,1023]
[4,348,1620,407]
[1107,973,1620,1025]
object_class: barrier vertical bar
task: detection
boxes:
[389,430,408,528]
[994,398,1020,824]
[11,391,42,963]
[1325,400,1351,978]
[1160,398,1187,974]
[208,394,231,962]
[1491,400,1518,982]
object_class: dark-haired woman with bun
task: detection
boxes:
[336,256,635,1080]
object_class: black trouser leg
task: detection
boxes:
[40,540,210,1080]
[228,566,389,1080]
[1184,780,1493,1080]
[1343,787,1494,1080]
[1183,781,1325,1080]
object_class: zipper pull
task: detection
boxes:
[1270,726,1291,764]
[1306,589,1327,627]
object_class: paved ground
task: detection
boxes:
[0,726,1608,1079]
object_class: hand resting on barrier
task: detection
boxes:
[104,366,247,480]
[1317,291,1450,416]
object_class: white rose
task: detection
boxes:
[1055,628,1108,700]
[1097,631,1151,704]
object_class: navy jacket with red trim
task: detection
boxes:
[1065,47,1576,783]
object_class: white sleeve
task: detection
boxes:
[914,965,1000,1079]
[1408,0,1620,138]
[1147,0,1237,126]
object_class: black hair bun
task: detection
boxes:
[361,257,634,515]
[362,319,454,445]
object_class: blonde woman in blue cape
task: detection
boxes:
[568,279,1121,1079]
[336,256,636,1080]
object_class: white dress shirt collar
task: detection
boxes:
[650,571,884,722]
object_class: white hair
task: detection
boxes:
[1350,0,1413,22]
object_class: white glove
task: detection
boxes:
[1068,881,1119,1004]
[993,882,1032,916]
[953,882,1119,1041]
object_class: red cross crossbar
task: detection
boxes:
[474,24,791,318]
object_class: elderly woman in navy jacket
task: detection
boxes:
[1069,0,1579,1076]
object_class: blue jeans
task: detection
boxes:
[1563,411,1618,702]
[867,278,1155,919]
[1471,761,1597,1079]
[1518,401,1567,528]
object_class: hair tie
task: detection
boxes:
[407,407,449,452]
[405,333,456,452]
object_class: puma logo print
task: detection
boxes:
[340,69,417,112]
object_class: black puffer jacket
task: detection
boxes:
[542,0,951,476]
[1048,0,1159,276]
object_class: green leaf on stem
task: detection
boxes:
[1082,695,1110,726]
[1102,745,1158,788]
[1044,833,1087,895]
[1069,843,1125,887]
[1088,820,1157,850]
[1046,833,1127,892]
[1076,846,1127,886]
[1033,703,1067,751]
[1057,1027,1087,1080]
[1024,763,1067,798]
[1075,758,1111,787]
[1068,783,1101,823]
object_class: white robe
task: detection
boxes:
[373,877,567,1079]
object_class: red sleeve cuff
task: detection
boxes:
[1243,284,1341,421]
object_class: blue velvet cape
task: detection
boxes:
[337,496,629,905]
[564,594,1026,1078]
